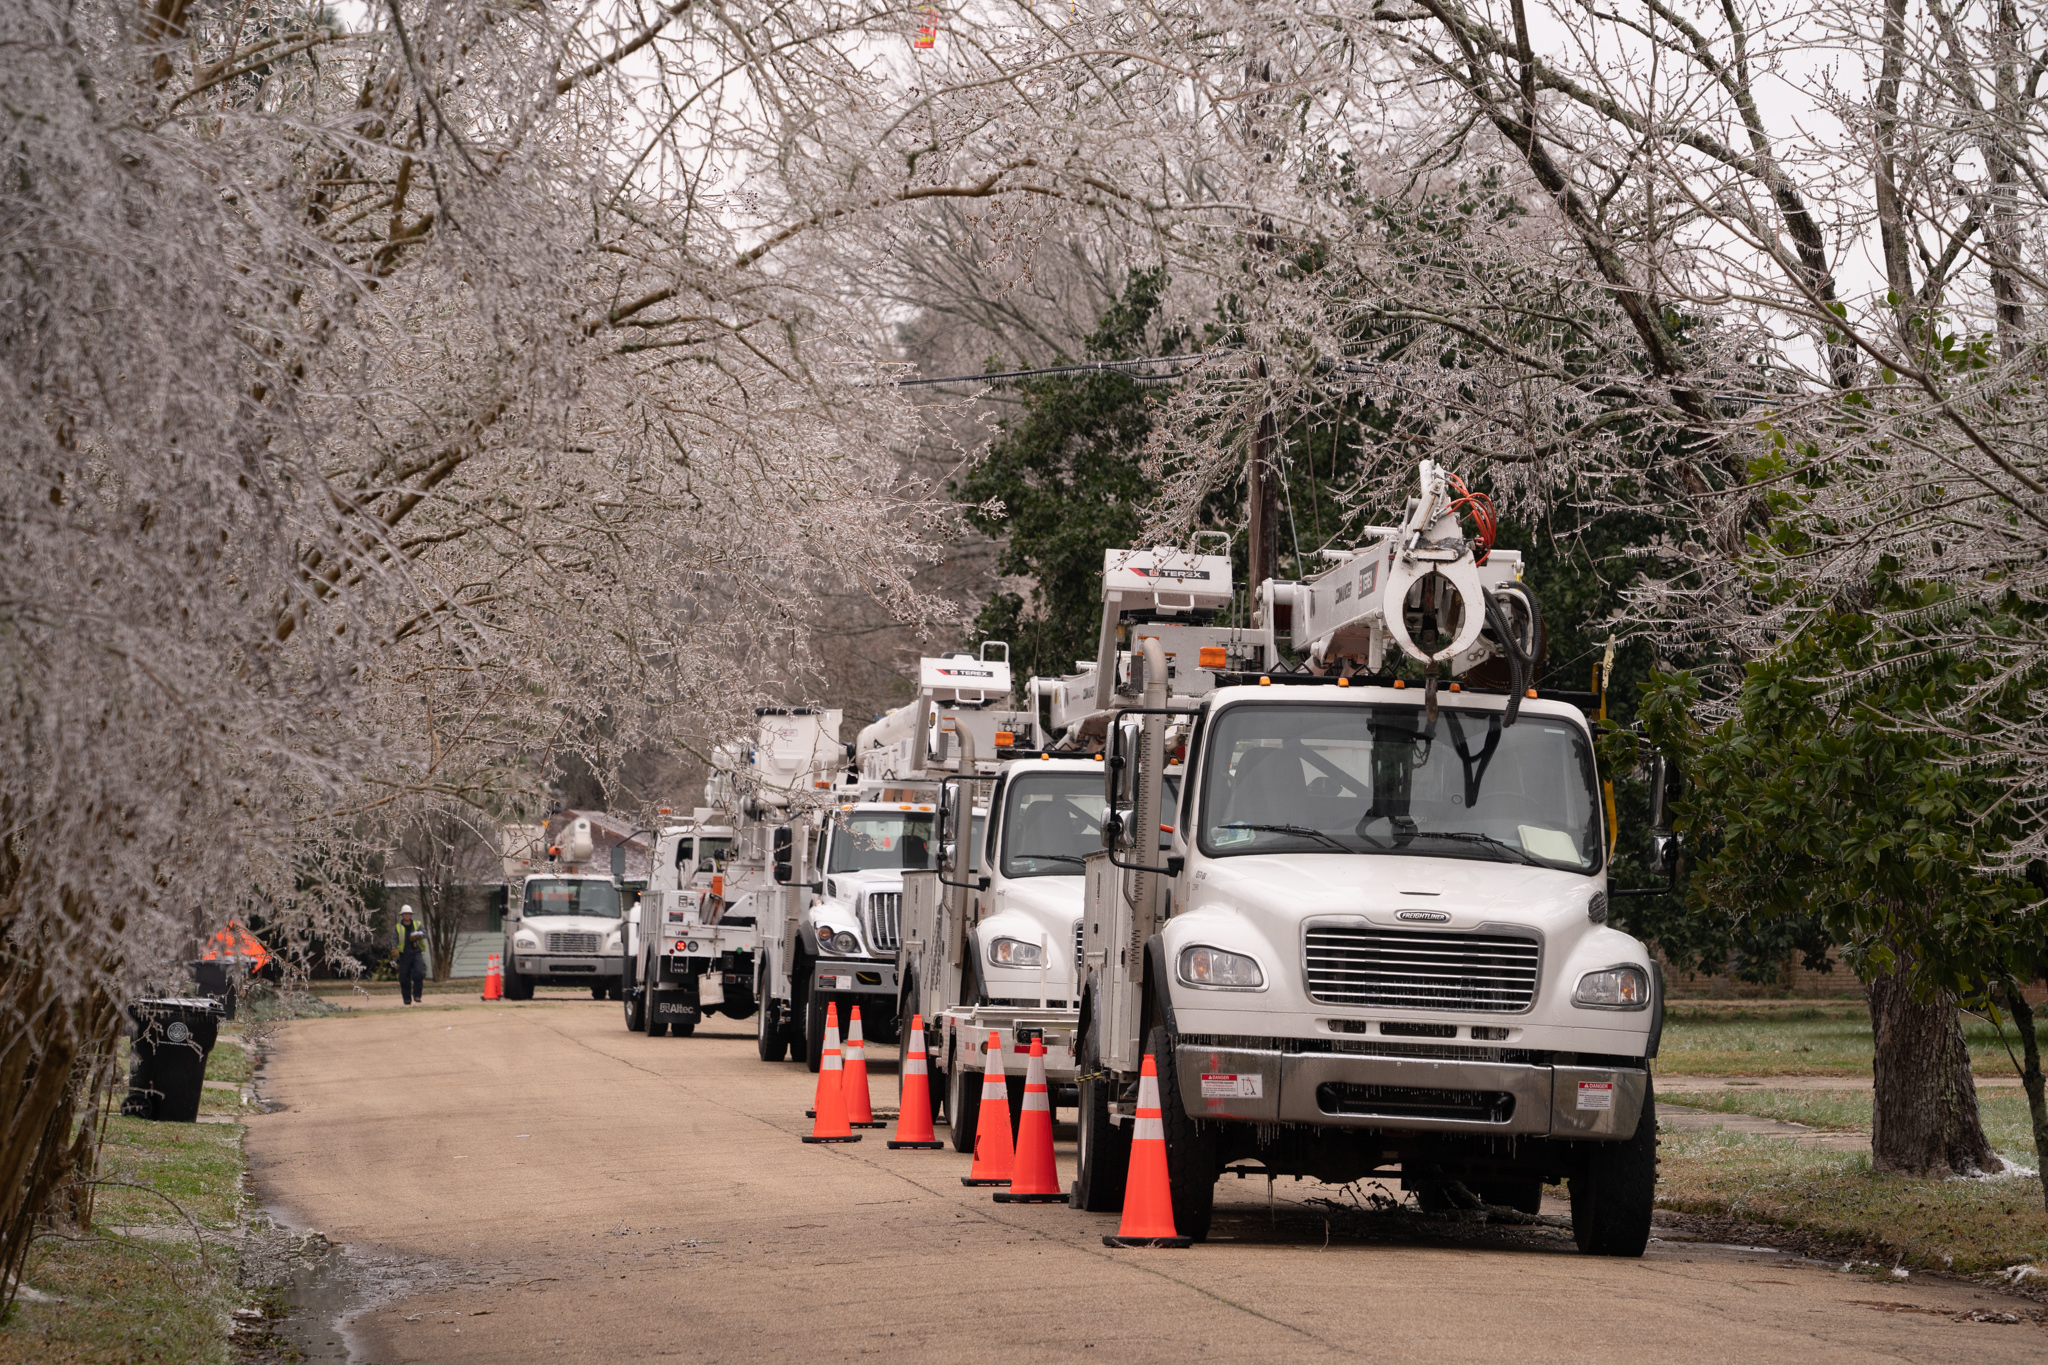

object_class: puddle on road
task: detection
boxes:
[268,1233,359,1364]
[260,1224,447,1364]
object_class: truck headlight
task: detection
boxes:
[989,937,1043,968]
[1573,965,1650,1009]
[514,933,538,950]
[816,926,859,955]
[1178,945,1265,989]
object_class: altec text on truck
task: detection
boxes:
[1073,461,1679,1256]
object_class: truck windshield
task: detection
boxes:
[1000,773,1106,878]
[522,880,623,917]
[1197,702,1603,873]
[692,837,732,871]
[828,813,936,873]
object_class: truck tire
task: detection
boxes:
[803,977,828,1074]
[624,988,645,1033]
[670,1015,695,1038]
[647,1017,669,1038]
[1147,1024,1217,1242]
[502,958,534,1001]
[1073,1018,1130,1212]
[1568,1086,1657,1257]
[756,985,789,1063]
[947,1050,977,1154]
[590,982,607,1001]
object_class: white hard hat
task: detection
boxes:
[400,904,415,915]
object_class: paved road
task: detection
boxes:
[248,994,2045,1364]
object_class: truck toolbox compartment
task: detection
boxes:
[1173,1044,1284,1121]
[1547,1065,1648,1138]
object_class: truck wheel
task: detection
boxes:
[624,988,645,1033]
[590,982,607,1001]
[1568,1086,1657,1257]
[1147,1024,1217,1242]
[503,959,534,1001]
[670,1016,695,1038]
[947,1050,977,1154]
[1074,1021,1130,1212]
[756,989,789,1063]
[804,982,828,1074]
[648,1017,669,1038]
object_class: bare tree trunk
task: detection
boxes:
[1996,979,2047,1211]
[1868,963,1997,1175]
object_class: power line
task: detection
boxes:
[890,352,1218,387]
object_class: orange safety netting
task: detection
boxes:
[200,922,272,968]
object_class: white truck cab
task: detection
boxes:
[765,799,933,1070]
[901,755,1120,1144]
[501,871,626,999]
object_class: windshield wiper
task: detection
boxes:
[1408,830,1545,866]
[1013,852,1086,865]
[1221,822,1354,854]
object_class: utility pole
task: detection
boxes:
[1246,356,1281,625]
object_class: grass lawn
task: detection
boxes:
[1670,1088,2044,1161]
[1,1027,254,1364]
[1656,1123,2048,1275]
[1659,1002,2048,1078]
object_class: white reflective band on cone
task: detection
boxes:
[1136,1071,1159,1110]
[1133,1114,1164,1142]
[906,1055,926,1075]
[1023,1087,1049,1113]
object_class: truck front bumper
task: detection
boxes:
[516,955,621,980]
[813,960,897,997]
[1174,1042,1647,1140]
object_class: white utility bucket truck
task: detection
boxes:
[501,816,627,1000]
[761,647,1031,1072]
[897,569,1245,1146]
[620,810,759,1037]
[1073,462,1673,1256]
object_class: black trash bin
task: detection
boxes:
[122,998,223,1123]
[188,959,238,1021]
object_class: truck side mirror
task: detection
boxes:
[610,845,626,879]
[1646,753,1669,831]
[772,826,794,885]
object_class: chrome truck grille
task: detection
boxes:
[863,893,902,952]
[546,931,601,954]
[1303,926,1539,1012]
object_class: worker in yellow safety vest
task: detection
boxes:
[396,905,427,1005]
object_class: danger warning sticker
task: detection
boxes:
[1577,1081,1615,1111]
[1200,1073,1263,1099]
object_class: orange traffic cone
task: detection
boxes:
[993,1035,1062,1203]
[844,1006,886,1128]
[888,1013,945,1149]
[1102,1051,1190,1247]
[960,1030,1014,1186]
[481,953,502,1001]
[801,1002,861,1144]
